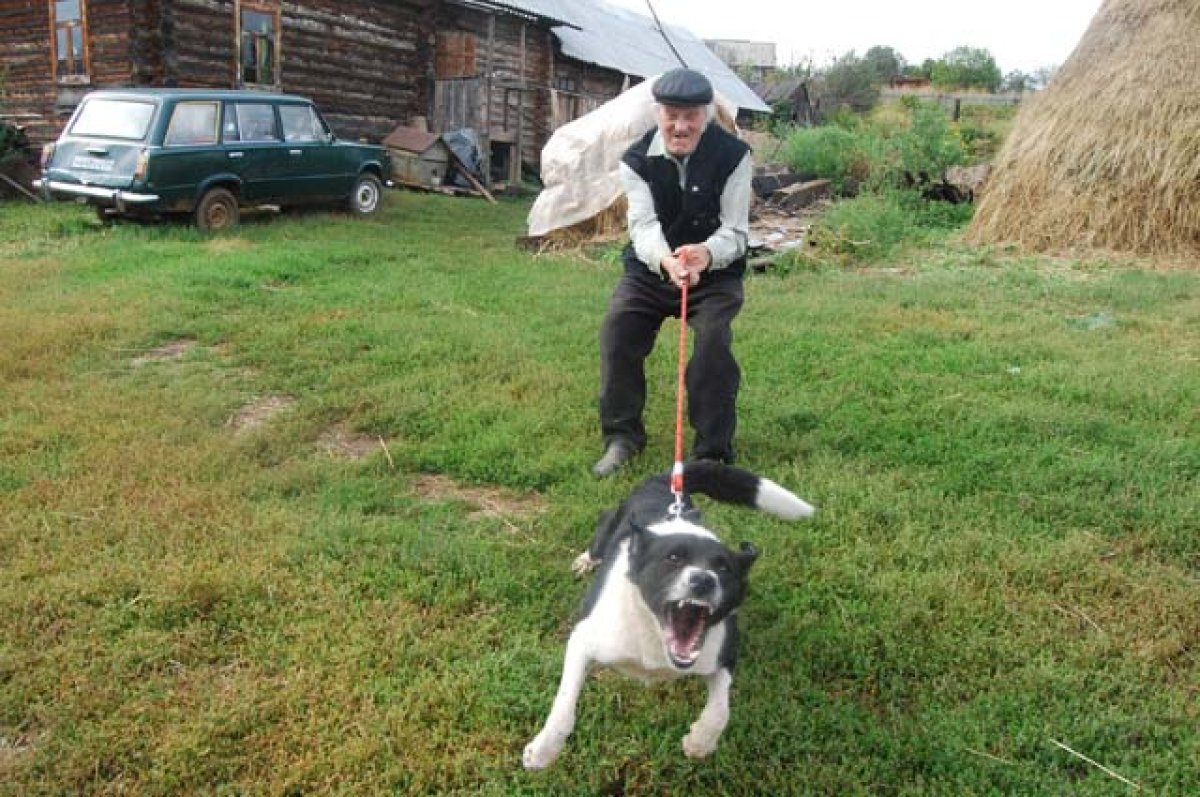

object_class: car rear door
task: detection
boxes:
[148,99,226,211]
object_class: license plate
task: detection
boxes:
[71,155,115,172]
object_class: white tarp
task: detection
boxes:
[527,78,738,238]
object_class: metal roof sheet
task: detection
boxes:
[493,0,771,113]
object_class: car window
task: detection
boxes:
[163,102,220,147]
[68,98,156,140]
[279,105,326,143]
[231,103,280,142]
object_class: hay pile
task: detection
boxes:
[967,0,1200,256]
[534,196,629,251]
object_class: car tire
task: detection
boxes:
[346,173,383,216]
[195,187,240,231]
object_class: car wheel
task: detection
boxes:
[346,173,383,215]
[195,187,240,231]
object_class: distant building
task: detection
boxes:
[705,39,777,81]
[889,75,932,90]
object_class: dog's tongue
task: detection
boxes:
[668,603,708,662]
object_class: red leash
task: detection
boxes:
[668,277,689,516]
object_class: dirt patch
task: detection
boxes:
[131,338,198,366]
[413,474,545,526]
[205,238,253,255]
[0,730,43,770]
[228,395,296,433]
[316,424,385,460]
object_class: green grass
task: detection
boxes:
[1,196,1197,795]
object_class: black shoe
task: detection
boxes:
[690,450,734,466]
[592,439,639,477]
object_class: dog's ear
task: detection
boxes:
[735,541,760,572]
[627,520,648,558]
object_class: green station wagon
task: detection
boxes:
[35,89,392,230]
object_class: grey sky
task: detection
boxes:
[604,0,1106,74]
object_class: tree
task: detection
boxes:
[863,46,905,84]
[811,51,881,116]
[930,46,1002,91]
[1001,70,1031,93]
[1031,65,1059,90]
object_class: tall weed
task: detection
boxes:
[777,99,968,192]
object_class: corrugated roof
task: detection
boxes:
[492,0,771,113]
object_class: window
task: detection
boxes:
[68,98,155,140]
[51,0,89,83]
[231,103,279,142]
[164,102,220,147]
[240,6,279,86]
[279,105,327,143]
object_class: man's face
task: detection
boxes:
[657,104,708,157]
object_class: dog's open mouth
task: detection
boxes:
[664,599,713,668]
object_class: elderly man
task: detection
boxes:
[593,68,754,477]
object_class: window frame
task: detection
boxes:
[163,101,222,148]
[49,0,91,85]
[237,1,281,89]
[279,104,329,144]
[229,102,281,143]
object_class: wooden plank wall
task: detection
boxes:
[436,4,553,175]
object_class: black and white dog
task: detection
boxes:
[523,461,814,769]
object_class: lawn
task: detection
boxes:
[0,194,1197,795]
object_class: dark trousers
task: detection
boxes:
[599,267,744,462]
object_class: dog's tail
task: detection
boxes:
[683,460,815,520]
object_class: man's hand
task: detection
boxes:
[662,245,711,289]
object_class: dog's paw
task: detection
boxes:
[571,551,599,578]
[522,735,561,770]
[682,726,720,759]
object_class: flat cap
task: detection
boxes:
[652,68,713,106]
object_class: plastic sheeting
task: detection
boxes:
[527,78,738,238]
[441,128,485,188]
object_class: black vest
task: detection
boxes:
[621,123,751,277]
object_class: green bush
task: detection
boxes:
[777,189,975,271]
[874,97,968,188]
[775,124,869,193]
[807,190,913,260]
[777,99,967,194]
[0,122,30,169]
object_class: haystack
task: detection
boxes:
[967,0,1200,256]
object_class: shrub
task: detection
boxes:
[0,122,32,172]
[777,99,967,193]
[872,97,968,188]
[777,189,975,271]
[775,124,870,193]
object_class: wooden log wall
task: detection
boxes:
[0,0,144,145]
[2,0,431,147]
[164,0,237,89]
[275,0,430,143]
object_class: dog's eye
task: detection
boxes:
[716,561,731,573]
[666,552,682,564]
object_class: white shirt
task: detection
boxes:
[619,127,753,277]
